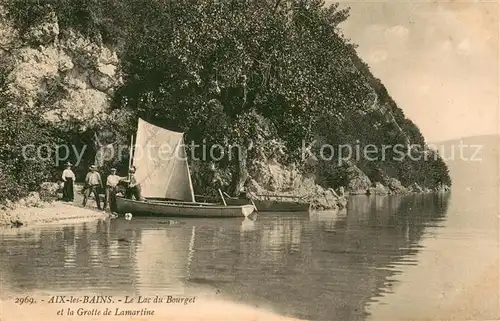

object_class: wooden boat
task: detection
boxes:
[116,197,255,217]
[218,193,310,212]
[115,118,255,218]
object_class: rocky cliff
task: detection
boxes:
[0,6,122,132]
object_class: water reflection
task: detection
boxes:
[240,217,256,233]
[136,228,188,295]
[0,193,450,320]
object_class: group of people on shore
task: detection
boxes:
[61,162,143,212]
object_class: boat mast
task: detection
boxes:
[128,134,134,179]
[183,136,196,203]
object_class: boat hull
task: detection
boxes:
[115,196,255,218]
[225,198,310,212]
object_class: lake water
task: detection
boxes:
[0,190,498,320]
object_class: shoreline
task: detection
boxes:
[0,182,109,228]
[0,201,108,228]
[0,189,451,229]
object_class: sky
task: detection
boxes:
[333,0,499,142]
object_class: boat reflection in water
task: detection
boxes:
[0,193,450,321]
[240,217,257,233]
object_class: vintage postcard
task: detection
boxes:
[0,0,498,320]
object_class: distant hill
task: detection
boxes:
[430,135,499,191]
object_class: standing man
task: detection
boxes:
[83,165,103,209]
[103,168,123,212]
[61,162,75,202]
[124,166,143,201]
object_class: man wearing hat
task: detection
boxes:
[61,162,75,202]
[123,166,143,201]
[103,168,125,212]
[83,165,103,209]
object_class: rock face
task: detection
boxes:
[408,182,424,193]
[309,186,348,210]
[373,182,389,195]
[242,154,448,209]
[23,11,60,45]
[250,159,317,195]
[344,162,372,195]
[0,4,19,55]
[0,9,122,131]
[246,160,346,210]
[384,177,408,194]
[375,174,409,195]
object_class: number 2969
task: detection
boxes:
[15,296,35,305]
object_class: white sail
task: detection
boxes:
[133,118,195,202]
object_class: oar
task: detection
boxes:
[218,189,227,206]
[250,198,258,212]
[243,190,258,212]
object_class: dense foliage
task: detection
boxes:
[0,64,62,202]
[2,0,451,200]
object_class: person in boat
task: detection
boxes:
[103,168,125,212]
[239,177,255,200]
[82,165,103,209]
[208,162,223,191]
[123,166,143,201]
[61,162,75,202]
[339,186,345,197]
